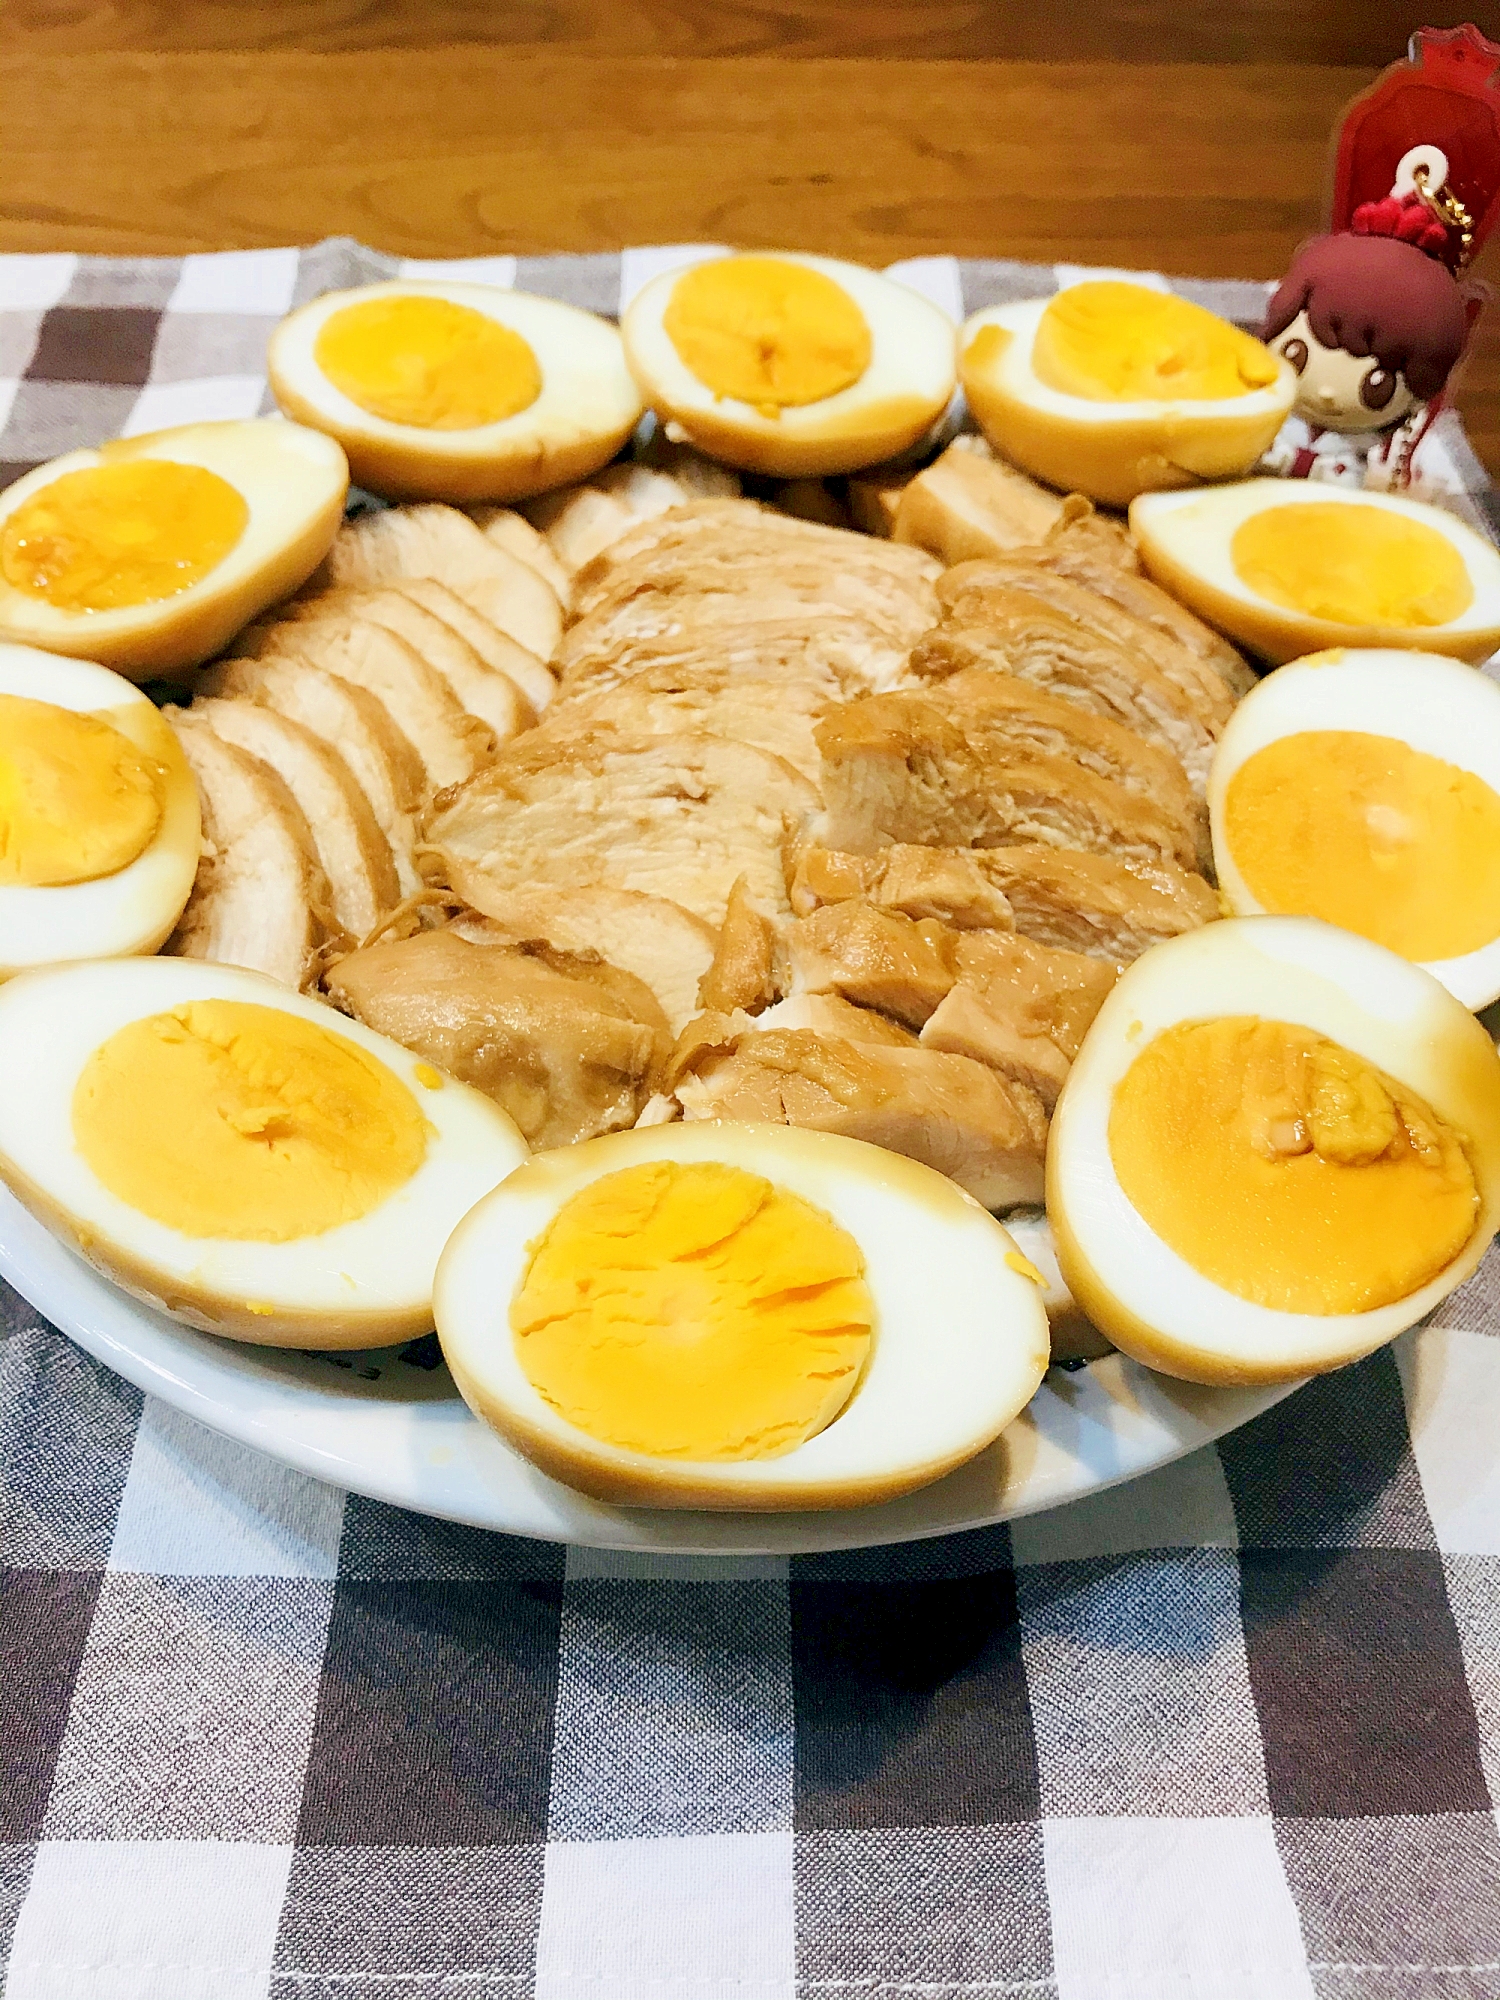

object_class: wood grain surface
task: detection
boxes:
[1,4,1495,468]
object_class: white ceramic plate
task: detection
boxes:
[0,1183,1299,1555]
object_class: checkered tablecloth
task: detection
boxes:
[4,243,1500,2000]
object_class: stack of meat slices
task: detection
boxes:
[678,475,1236,1209]
[162,500,568,988]
[324,445,1240,1186]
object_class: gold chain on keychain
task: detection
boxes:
[1412,162,1476,271]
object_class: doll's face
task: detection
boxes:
[1270,311,1420,434]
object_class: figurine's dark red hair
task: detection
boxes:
[1261,232,1469,402]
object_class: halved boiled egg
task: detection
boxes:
[959,283,1296,506]
[1132,480,1500,666]
[1048,916,1500,1385]
[1211,649,1500,1011]
[435,1120,1049,1510]
[0,957,529,1347]
[0,420,348,680]
[0,645,199,976]
[268,281,643,503]
[621,252,957,477]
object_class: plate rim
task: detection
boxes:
[0,1185,1303,1555]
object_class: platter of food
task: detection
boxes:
[3,245,1499,1552]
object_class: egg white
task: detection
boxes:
[268,280,644,503]
[1210,649,1500,1011]
[621,252,958,478]
[959,295,1296,507]
[435,1119,1051,1511]
[1047,916,1500,1386]
[0,646,201,977]
[0,956,530,1348]
[0,420,349,680]
[1131,480,1500,666]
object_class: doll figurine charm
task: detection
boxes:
[1257,25,1500,495]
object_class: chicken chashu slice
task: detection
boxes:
[192,697,399,940]
[542,656,839,785]
[815,696,1200,872]
[697,876,780,1015]
[396,576,557,715]
[672,1026,1047,1210]
[574,527,943,631]
[911,590,1219,795]
[852,671,1205,866]
[573,558,939,661]
[571,496,938,597]
[918,930,1116,1110]
[326,927,668,1150]
[199,654,424,899]
[442,890,714,1037]
[273,586,537,744]
[557,602,919,704]
[318,504,564,662]
[465,504,573,608]
[163,709,335,989]
[790,842,1219,964]
[238,618,491,793]
[754,992,919,1047]
[1030,498,1255,698]
[890,437,1067,565]
[566,499,772,596]
[936,559,1236,731]
[570,509,941,643]
[786,899,958,1030]
[524,456,741,576]
[424,728,817,930]
[784,901,1115,1107]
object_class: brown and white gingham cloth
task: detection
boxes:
[3,244,1500,2000]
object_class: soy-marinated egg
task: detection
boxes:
[0,957,529,1347]
[268,281,643,503]
[435,1120,1050,1510]
[1048,917,1500,1385]
[0,646,199,976]
[1131,479,1500,665]
[621,252,957,477]
[1211,649,1500,1010]
[0,420,348,679]
[959,283,1296,506]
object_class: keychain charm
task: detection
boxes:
[1257,24,1500,495]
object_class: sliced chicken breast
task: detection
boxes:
[322,504,563,661]
[425,728,818,930]
[242,619,492,793]
[193,696,400,940]
[282,586,536,745]
[163,709,334,989]
[199,653,424,897]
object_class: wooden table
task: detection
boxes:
[2,2,1496,471]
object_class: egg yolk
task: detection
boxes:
[510,1159,874,1459]
[1,461,249,613]
[1031,283,1280,403]
[0,694,163,886]
[73,1000,429,1241]
[1225,730,1500,962]
[1230,504,1474,628]
[1109,1017,1477,1315]
[314,295,543,430]
[663,256,873,415]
